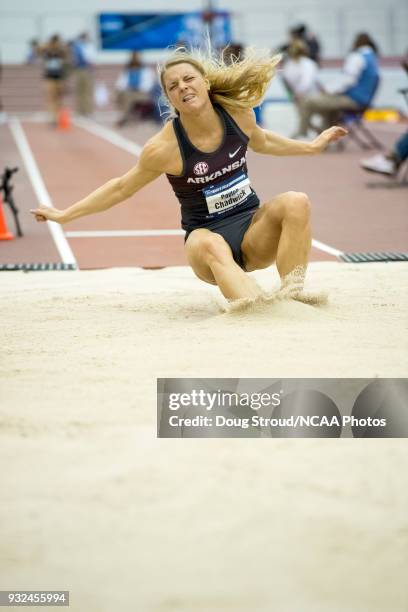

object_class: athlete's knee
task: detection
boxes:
[261,200,280,225]
[263,192,310,225]
[203,233,233,266]
[189,231,231,266]
[283,191,311,224]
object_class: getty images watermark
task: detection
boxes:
[157,378,408,438]
[166,388,385,429]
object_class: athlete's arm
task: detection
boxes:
[250,123,347,155]
[232,108,347,156]
[30,138,166,225]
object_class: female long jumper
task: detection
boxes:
[31,47,347,302]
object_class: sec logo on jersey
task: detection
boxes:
[193,161,209,176]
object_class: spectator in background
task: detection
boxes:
[40,34,69,125]
[71,32,96,116]
[297,32,380,137]
[26,39,42,65]
[222,43,244,64]
[220,43,267,123]
[0,51,4,123]
[360,132,408,177]
[289,24,321,64]
[278,23,321,65]
[281,39,321,137]
[115,52,156,126]
[402,51,408,75]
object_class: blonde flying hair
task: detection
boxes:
[158,43,281,118]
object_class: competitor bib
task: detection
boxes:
[203,171,252,217]
[46,57,63,71]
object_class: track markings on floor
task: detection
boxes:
[65,229,185,237]
[8,117,78,266]
[311,239,343,257]
[71,118,345,257]
[73,117,143,156]
[65,229,343,258]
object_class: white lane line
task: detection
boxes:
[72,117,143,156]
[65,229,184,237]
[8,117,78,266]
[312,239,343,257]
[65,230,342,256]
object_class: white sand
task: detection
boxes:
[1,262,407,611]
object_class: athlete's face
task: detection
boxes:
[163,63,210,114]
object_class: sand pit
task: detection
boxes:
[1,262,407,611]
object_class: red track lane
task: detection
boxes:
[0,123,61,264]
[2,120,407,269]
[21,121,186,268]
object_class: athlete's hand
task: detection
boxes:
[312,126,348,152]
[30,206,65,224]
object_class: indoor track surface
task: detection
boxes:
[1,113,407,269]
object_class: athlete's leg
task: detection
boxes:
[241,191,312,284]
[44,80,59,123]
[185,228,262,300]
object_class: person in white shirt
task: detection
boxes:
[281,40,321,137]
[298,32,380,136]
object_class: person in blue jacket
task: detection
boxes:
[297,32,379,137]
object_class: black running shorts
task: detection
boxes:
[185,206,259,270]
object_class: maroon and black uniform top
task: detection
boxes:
[166,104,260,233]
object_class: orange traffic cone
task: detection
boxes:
[57,107,71,131]
[0,194,13,240]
